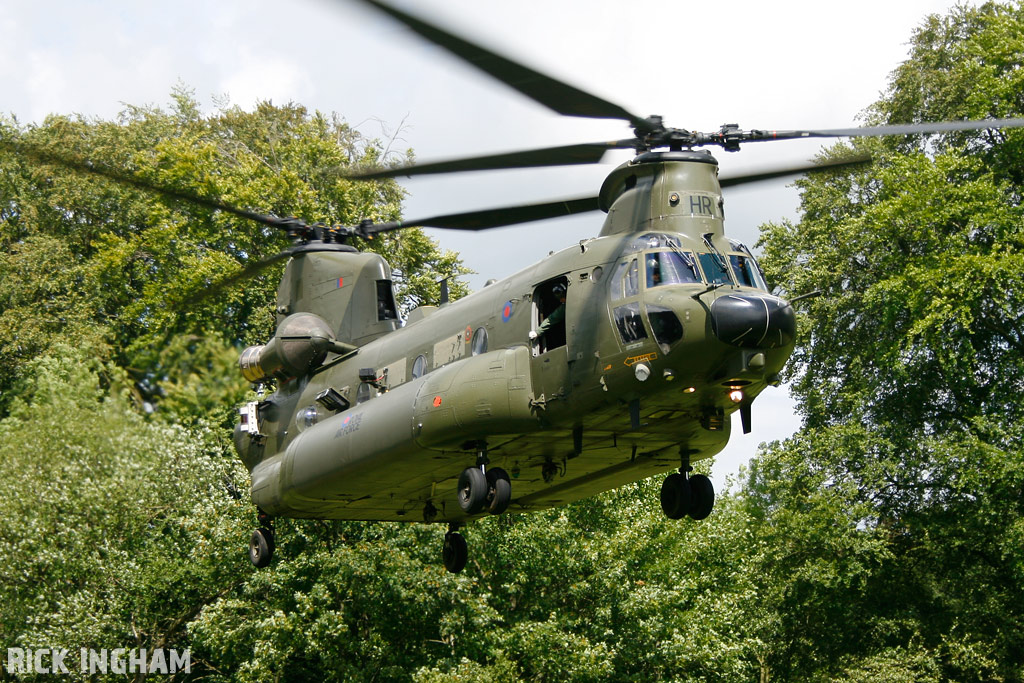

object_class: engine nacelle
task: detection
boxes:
[239,312,352,382]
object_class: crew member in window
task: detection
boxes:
[530,283,567,351]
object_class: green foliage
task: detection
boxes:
[0,88,467,416]
[751,2,1024,679]
[6,3,1024,680]
[0,345,253,680]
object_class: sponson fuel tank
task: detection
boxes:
[250,345,540,517]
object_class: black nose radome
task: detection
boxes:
[710,294,795,349]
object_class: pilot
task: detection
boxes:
[648,258,662,286]
[530,283,567,348]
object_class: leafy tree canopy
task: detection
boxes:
[0,87,469,419]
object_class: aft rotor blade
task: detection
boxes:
[346,140,637,179]
[739,117,1024,143]
[365,196,601,233]
[5,138,297,233]
[183,248,297,306]
[353,0,650,130]
[719,154,872,188]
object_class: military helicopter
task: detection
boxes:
[14,0,1024,574]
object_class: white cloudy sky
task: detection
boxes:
[2,0,966,481]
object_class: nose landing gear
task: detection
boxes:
[660,453,715,521]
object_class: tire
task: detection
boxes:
[249,528,273,568]
[262,527,276,556]
[688,474,715,521]
[660,473,691,520]
[442,532,468,573]
[487,467,512,514]
[457,467,488,515]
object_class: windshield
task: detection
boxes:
[698,253,732,285]
[645,250,701,287]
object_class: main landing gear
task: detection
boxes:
[660,456,715,521]
[249,510,276,568]
[444,442,512,573]
[456,442,512,516]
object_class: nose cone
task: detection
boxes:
[710,294,795,349]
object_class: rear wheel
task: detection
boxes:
[442,532,468,573]
[249,528,274,568]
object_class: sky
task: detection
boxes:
[2,0,967,482]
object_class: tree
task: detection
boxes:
[749,2,1024,679]
[0,88,469,418]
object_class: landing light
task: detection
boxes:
[729,390,745,403]
[684,387,696,394]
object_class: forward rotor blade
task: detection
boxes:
[741,117,1024,143]
[719,154,872,188]
[353,0,649,129]
[4,137,296,233]
[346,140,637,179]
[365,196,601,234]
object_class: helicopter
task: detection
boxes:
[12,0,1024,575]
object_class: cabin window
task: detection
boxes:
[697,253,732,285]
[411,354,427,379]
[471,327,488,356]
[613,302,648,344]
[729,254,768,290]
[646,251,701,287]
[376,280,399,321]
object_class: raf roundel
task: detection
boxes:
[501,301,515,322]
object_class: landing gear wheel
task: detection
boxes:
[442,532,468,573]
[660,473,691,520]
[457,467,488,514]
[249,528,274,568]
[486,467,512,514]
[688,474,715,520]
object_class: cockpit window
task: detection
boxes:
[729,254,768,289]
[631,232,682,250]
[645,251,701,287]
[623,259,640,298]
[698,253,732,285]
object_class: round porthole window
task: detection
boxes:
[471,327,488,356]
[411,354,427,379]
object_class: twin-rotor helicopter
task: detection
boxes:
[19,0,1024,573]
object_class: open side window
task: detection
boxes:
[533,276,569,353]
[376,280,399,321]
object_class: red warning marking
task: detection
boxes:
[432,396,443,407]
